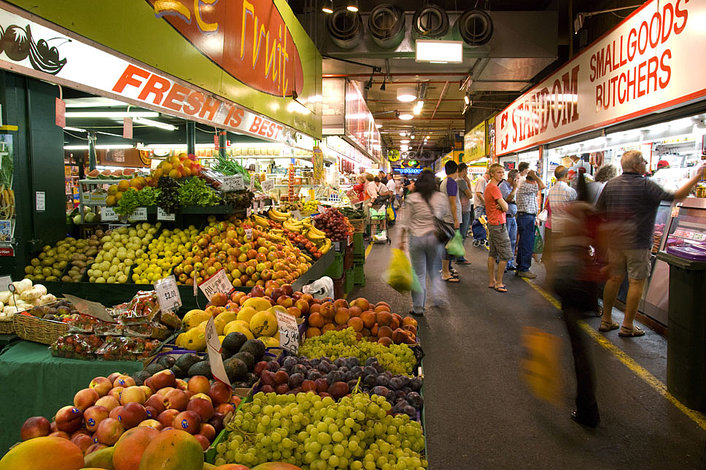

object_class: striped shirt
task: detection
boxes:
[596,172,674,249]
[516,181,539,214]
[546,181,576,231]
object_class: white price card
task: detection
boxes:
[318,205,326,213]
[244,228,253,240]
[198,269,234,301]
[154,275,182,312]
[157,207,176,221]
[205,317,232,387]
[129,207,148,221]
[100,207,119,222]
[261,179,274,192]
[246,207,252,217]
[274,310,299,354]
[0,275,12,290]
[222,174,245,192]
[291,210,302,220]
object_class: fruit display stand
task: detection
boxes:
[0,340,144,453]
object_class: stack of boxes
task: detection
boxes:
[352,232,365,288]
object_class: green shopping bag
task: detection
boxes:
[533,226,544,254]
[445,230,466,257]
[383,248,422,293]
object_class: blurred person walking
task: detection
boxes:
[543,165,577,279]
[515,170,545,278]
[586,164,618,205]
[597,151,706,337]
[485,164,512,292]
[397,170,450,316]
[456,163,473,265]
[440,161,462,282]
[499,169,520,271]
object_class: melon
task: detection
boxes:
[240,297,271,312]
[214,311,238,335]
[0,436,84,470]
[224,321,254,340]
[235,306,257,324]
[137,430,203,470]
[249,311,277,337]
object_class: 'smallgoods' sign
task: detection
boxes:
[495,0,702,156]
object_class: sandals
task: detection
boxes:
[598,321,619,332]
[442,275,460,283]
[494,285,508,293]
[618,325,645,337]
[409,310,424,317]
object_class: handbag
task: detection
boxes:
[424,198,455,243]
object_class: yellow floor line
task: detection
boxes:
[521,277,706,431]
[364,241,373,259]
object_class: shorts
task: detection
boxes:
[608,248,651,280]
[488,224,513,261]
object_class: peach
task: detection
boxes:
[48,431,70,439]
[187,397,214,421]
[89,377,113,397]
[199,423,216,441]
[20,416,51,441]
[173,410,201,434]
[95,417,124,445]
[84,405,109,432]
[333,298,348,309]
[306,327,321,338]
[192,433,210,451]
[191,392,212,403]
[109,406,124,421]
[163,389,188,411]
[113,375,136,388]
[349,305,362,317]
[138,419,163,430]
[95,395,120,411]
[120,386,146,405]
[70,432,93,453]
[74,388,99,411]
[360,311,376,329]
[208,381,231,406]
[347,317,364,332]
[376,311,392,327]
[109,386,124,402]
[187,376,211,395]
[55,406,83,434]
[294,299,309,315]
[334,307,350,325]
[157,409,180,429]
[117,402,148,429]
[144,394,166,415]
[308,312,324,328]
[350,297,370,311]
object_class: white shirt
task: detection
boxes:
[386,179,396,194]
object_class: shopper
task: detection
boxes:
[597,151,705,337]
[515,170,545,278]
[353,175,367,202]
[518,162,530,183]
[543,165,577,279]
[397,170,450,316]
[586,164,618,205]
[484,164,512,292]
[474,170,489,221]
[440,161,461,282]
[455,163,473,265]
[364,173,378,202]
[378,170,387,185]
[498,169,519,271]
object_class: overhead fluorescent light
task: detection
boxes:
[66,111,159,118]
[134,117,178,131]
[322,0,333,14]
[413,101,424,115]
[63,144,134,150]
[416,40,463,64]
[396,87,416,103]
[64,97,127,108]
[398,113,414,121]
[64,126,86,132]
[347,0,359,12]
[400,139,410,144]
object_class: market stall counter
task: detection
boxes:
[0,340,144,453]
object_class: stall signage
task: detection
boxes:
[198,269,234,301]
[157,207,175,221]
[222,174,245,192]
[0,6,302,144]
[495,0,705,156]
[129,207,148,221]
[274,309,299,354]
[100,207,119,222]
[205,317,232,387]
[154,275,181,313]
[464,122,487,162]
[344,80,381,160]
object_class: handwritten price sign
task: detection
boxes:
[274,310,299,354]
[198,269,234,301]
[100,207,119,222]
[154,275,182,312]
[222,174,245,192]
[205,317,232,386]
[157,207,176,221]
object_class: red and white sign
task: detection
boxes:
[496,0,703,156]
[0,6,295,144]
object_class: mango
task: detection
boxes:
[83,445,115,469]
[0,436,84,470]
[138,430,203,470]
[113,426,159,470]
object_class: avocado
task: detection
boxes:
[188,360,213,379]
[245,372,259,386]
[175,353,202,372]
[145,362,166,375]
[132,370,152,386]
[233,351,255,370]
[171,365,187,379]
[224,358,248,383]
[157,355,177,369]
[239,339,265,361]
[222,332,248,356]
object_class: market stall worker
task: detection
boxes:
[655,160,670,172]
[597,151,706,338]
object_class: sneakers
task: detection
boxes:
[516,271,537,279]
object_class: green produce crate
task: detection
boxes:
[354,263,365,287]
[324,252,344,279]
[344,268,354,294]
[353,233,365,256]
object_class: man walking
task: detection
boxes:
[485,164,512,292]
[441,161,462,282]
[597,151,705,337]
[515,170,545,278]
[456,163,473,265]
[544,165,577,277]
[499,169,519,271]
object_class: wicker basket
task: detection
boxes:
[0,319,13,334]
[349,218,366,234]
[12,313,69,345]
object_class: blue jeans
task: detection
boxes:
[409,232,446,314]
[506,216,517,268]
[516,213,536,272]
[460,210,471,240]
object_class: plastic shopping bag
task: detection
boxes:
[387,205,396,221]
[382,248,421,293]
[445,230,466,258]
[533,226,544,254]
[521,326,563,405]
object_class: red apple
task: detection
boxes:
[187,376,211,395]
[95,417,124,445]
[20,416,50,441]
[71,433,93,453]
[74,388,99,411]
[208,381,231,405]
[281,284,294,296]
[270,287,284,301]
[89,377,113,397]
[163,389,188,411]
[276,295,293,308]
[294,299,310,315]
[157,409,180,429]
[250,285,265,297]
[187,397,214,421]
[83,405,109,432]
[117,402,148,429]
[55,406,84,434]
[95,395,120,411]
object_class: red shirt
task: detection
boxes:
[484,182,506,225]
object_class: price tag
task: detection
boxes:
[261,179,274,192]
[129,207,148,221]
[198,269,234,301]
[0,275,12,290]
[291,210,302,220]
[154,275,182,312]
[246,207,252,217]
[245,228,253,240]
[274,310,299,354]
[193,270,198,298]
[250,175,256,190]
[205,317,232,387]
[100,207,119,222]
[222,174,245,192]
[157,207,176,221]
[62,294,115,323]
[318,205,326,213]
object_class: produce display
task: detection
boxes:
[0,279,56,318]
[88,224,159,284]
[252,208,332,257]
[132,226,199,284]
[313,208,354,242]
[24,233,103,283]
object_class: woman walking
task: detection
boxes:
[397,170,450,316]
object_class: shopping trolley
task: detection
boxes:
[370,204,391,244]
[472,215,489,247]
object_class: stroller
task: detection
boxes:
[370,204,391,244]
[472,215,489,247]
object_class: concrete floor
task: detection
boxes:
[349,234,706,470]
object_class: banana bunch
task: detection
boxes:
[268,208,291,223]
[251,214,270,228]
[283,218,304,233]
[267,229,287,243]
[320,238,332,254]
[0,185,15,219]
[305,225,327,242]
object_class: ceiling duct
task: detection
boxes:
[368,4,406,49]
[326,8,363,50]
[455,9,493,46]
[412,4,449,39]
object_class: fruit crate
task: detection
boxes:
[349,217,366,234]
[12,311,69,345]
[323,252,344,279]
[353,263,365,287]
[353,232,365,257]
[343,243,354,271]
[343,268,354,294]
[333,275,344,299]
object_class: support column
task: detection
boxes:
[186,121,196,155]
[88,131,97,170]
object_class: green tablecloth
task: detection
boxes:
[0,341,143,453]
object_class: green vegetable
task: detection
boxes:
[177,177,221,207]
[212,156,261,191]
[115,186,160,216]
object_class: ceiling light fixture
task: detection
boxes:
[411,135,415,139]
[464,95,470,105]
[413,101,424,115]
[322,0,333,14]
[380,77,386,91]
[133,117,178,131]
[376,123,383,129]
[398,113,413,121]
[400,139,410,144]
[65,111,160,118]
[396,86,416,103]
[347,0,359,12]
[416,39,463,63]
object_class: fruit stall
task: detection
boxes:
[0,288,428,470]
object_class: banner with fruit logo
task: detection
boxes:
[1,0,322,138]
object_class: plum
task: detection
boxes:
[409,377,423,391]
[406,392,423,408]
[371,386,390,397]
[403,405,417,419]
[282,356,298,370]
[288,373,304,389]
[365,357,378,367]
[364,375,377,387]
[376,375,390,388]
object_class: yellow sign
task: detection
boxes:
[388,149,400,162]
[312,146,324,183]
[464,122,487,162]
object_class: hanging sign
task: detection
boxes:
[154,275,181,313]
[198,269,233,301]
[55,97,65,128]
[205,317,232,387]
[312,146,324,183]
[123,117,133,139]
[495,0,706,156]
